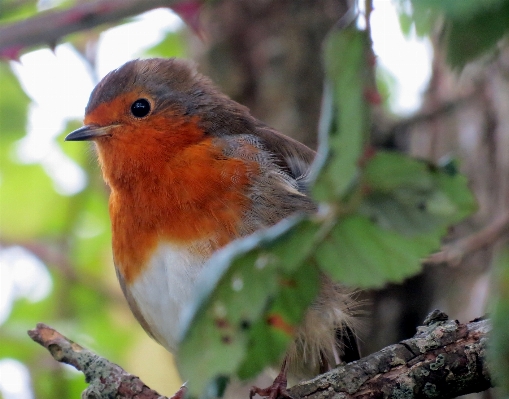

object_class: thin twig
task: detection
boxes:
[374,89,479,145]
[364,0,372,39]
[0,0,180,58]
[425,212,509,266]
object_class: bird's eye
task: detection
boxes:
[130,98,151,118]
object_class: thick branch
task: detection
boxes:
[0,0,179,57]
[28,311,491,399]
[289,310,491,399]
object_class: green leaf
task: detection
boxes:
[177,218,322,396]
[0,159,70,239]
[70,190,111,276]
[360,152,477,235]
[316,215,440,287]
[176,17,479,395]
[312,26,371,202]
[363,152,433,192]
[410,0,509,67]
[433,159,477,222]
[0,0,38,25]
[445,1,509,67]
[237,262,320,379]
[0,63,30,140]
[144,29,186,58]
[489,245,509,394]
[395,0,436,37]
[411,0,507,18]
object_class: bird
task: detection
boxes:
[65,58,359,399]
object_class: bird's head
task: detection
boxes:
[65,57,252,154]
[65,58,258,188]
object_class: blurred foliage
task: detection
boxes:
[145,29,187,59]
[0,0,505,398]
[490,245,509,396]
[392,3,509,388]
[0,5,187,399]
[178,26,476,398]
[0,0,38,23]
[397,0,509,67]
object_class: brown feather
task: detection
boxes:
[80,57,359,379]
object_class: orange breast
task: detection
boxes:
[91,116,258,284]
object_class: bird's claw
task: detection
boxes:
[249,372,292,399]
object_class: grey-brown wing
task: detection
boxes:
[218,128,317,235]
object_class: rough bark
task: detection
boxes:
[289,311,491,399]
[28,311,492,399]
[28,323,176,399]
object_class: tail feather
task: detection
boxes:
[286,275,364,378]
[337,325,360,364]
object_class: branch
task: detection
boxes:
[0,0,180,58]
[373,89,478,146]
[27,323,182,399]
[28,312,491,399]
[425,212,509,266]
[289,310,491,399]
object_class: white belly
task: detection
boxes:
[127,241,210,352]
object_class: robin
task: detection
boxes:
[65,58,359,399]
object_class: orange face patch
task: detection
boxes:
[90,110,258,283]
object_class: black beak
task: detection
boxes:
[65,125,117,141]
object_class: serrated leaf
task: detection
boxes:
[312,26,371,202]
[360,152,477,235]
[177,218,321,397]
[316,215,440,287]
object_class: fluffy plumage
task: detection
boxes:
[66,58,359,386]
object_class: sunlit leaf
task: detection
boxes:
[0,159,70,239]
[0,0,38,25]
[144,29,186,59]
[0,63,30,139]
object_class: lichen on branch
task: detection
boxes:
[28,311,492,399]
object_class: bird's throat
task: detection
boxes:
[96,136,256,283]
